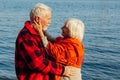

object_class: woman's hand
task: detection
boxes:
[33,20,44,37]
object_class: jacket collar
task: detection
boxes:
[24,21,38,35]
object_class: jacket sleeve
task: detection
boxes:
[17,35,64,75]
[47,41,69,65]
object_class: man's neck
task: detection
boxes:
[30,21,34,28]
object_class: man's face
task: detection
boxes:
[41,11,51,30]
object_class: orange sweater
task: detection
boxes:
[47,37,84,80]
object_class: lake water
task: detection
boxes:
[0,0,120,80]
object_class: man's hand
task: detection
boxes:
[63,66,78,77]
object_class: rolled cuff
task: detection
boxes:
[41,36,48,47]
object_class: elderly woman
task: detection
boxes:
[34,18,85,80]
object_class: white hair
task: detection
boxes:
[65,18,85,42]
[30,3,51,22]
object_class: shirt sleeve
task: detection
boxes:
[17,34,64,75]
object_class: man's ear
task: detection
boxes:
[35,16,41,24]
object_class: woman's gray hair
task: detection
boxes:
[65,18,85,42]
[30,3,51,22]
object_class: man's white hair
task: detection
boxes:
[65,18,85,42]
[30,3,51,22]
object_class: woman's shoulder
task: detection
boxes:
[55,36,63,42]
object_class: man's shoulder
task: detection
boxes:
[18,27,29,36]
[16,27,29,41]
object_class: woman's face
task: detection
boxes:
[61,25,70,38]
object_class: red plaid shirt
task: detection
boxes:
[15,21,64,80]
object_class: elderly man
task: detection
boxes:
[15,3,73,80]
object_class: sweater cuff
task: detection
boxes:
[41,36,48,47]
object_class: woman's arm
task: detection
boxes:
[44,31,55,43]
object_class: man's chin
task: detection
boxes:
[43,27,48,31]
[43,24,50,31]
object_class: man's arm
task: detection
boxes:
[17,34,64,75]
